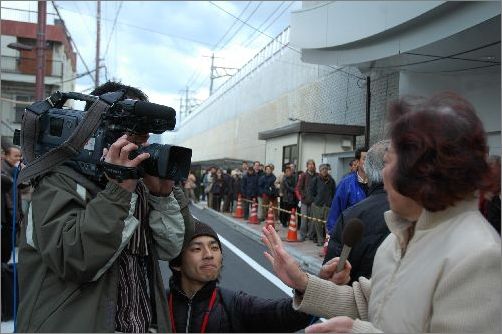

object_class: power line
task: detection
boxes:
[211,1,252,51]
[59,66,106,84]
[190,1,265,94]
[185,3,252,89]
[216,1,263,52]
[103,1,123,59]
[52,1,95,82]
[251,1,293,47]
[371,40,501,69]
[55,4,214,47]
[208,1,365,81]
[185,2,256,90]
[241,1,286,48]
[72,2,94,38]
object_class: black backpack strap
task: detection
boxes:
[17,98,109,186]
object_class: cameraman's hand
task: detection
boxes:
[143,175,174,197]
[103,134,150,192]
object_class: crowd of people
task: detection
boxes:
[194,150,369,250]
[1,83,500,332]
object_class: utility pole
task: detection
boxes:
[209,53,215,96]
[95,0,101,88]
[185,86,189,115]
[35,1,47,100]
[206,53,238,96]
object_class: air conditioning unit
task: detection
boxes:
[341,139,352,149]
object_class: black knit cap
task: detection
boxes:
[169,220,222,269]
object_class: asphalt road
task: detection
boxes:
[158,204,290,300]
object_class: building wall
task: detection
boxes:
[399,70,501,155]
[300,133,353,171]
[293,1,443,49]
[264,133,298,171]
[169,46,400,166]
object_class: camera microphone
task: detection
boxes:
[118,100,176,119]
[336,218,364,273]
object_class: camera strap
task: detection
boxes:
[100,162,141,183]
[17,98,109,186]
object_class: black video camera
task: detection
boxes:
[15,90,192,183]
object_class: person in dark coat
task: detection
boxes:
[241,167,259,219]
[210,169,225,212]
[323,140,391,284]
[167,221,312,332]
[230,169,242,213]
[222,170,233,212]
[1,145,24,263]
[309,164,336,246]
[294,160,318,241]
[280,165,297,227]
[258,164,278,226]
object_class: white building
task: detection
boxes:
[291,0,501,155]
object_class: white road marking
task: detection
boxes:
[217,234,293,296]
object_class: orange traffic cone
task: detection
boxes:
[265,206,275,230]
[286,208,299,242]
[248,199,259,224]
[319,233,330,257]
[233,194,244,218]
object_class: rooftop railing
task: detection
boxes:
[182,26,291,124]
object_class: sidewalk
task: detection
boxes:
[193,201,323,275]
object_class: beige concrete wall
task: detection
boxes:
[300,133,353,171]
[264,133,298,171]
[181,93,291,163]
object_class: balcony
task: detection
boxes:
[1,55,63,77]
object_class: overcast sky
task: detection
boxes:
[2,1,301,111]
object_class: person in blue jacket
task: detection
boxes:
[326,147,368,234]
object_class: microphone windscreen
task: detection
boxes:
[342,218,364,247]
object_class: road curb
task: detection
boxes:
[192,203,322,275]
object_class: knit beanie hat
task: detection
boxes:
[169,220,222,269]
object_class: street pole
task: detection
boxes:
[364,76,371,148]
[95,0,101,88]
[35,0,47,100]
[185,86,189,115]
[209,53,215,96]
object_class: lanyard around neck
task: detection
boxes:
[169,288,218,333]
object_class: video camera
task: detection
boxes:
[14,90,192,183]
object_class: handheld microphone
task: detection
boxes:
[335,218,364,273]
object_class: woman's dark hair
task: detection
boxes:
[388,92,492,212]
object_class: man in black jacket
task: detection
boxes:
[323,140,391,284]
[309,164,336,246]
[167,221,312,332]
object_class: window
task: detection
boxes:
[282,144,298,170]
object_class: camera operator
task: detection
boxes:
[16,81,194,332]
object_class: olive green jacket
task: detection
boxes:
[17,169,193,332]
